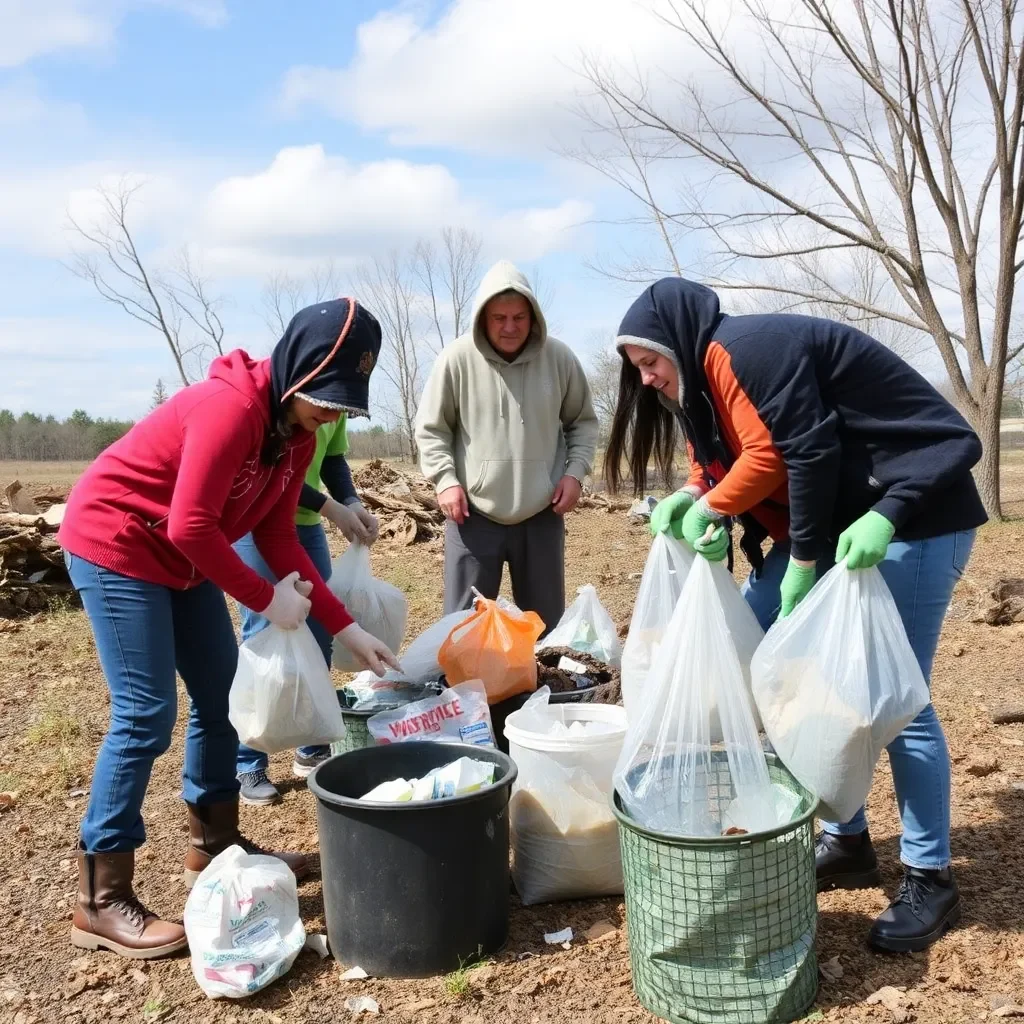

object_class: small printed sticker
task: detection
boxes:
[459,721,493,746]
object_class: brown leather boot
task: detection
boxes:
[70,850,187,959]
[183,799,310,887]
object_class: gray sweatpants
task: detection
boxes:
[443,507,565,637]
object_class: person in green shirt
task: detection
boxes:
[233,417,379,805]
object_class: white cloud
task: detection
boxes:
[0,0,227,68]
[0,76,88,128]
[0,144,591,284]
[278,0,679,154]
[197,144,592,277]
[0,162,197,256]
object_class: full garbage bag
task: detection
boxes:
[614,557,787,837]
[367,680,496,747]
[184,845,305,999]
[537,585,621,667]
[328,543,408,672]
[509,688,625,905]
[438,594,544,703]
[621,533,695,712]
[751,561,929,822]
[229,623,345,754]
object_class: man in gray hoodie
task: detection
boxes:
[415,260,599,633]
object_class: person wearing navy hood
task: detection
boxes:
[59,297,400,960]
[605,277,987,953]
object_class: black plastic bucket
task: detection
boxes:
[308,741,517,977]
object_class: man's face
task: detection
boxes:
[483,293,533,357]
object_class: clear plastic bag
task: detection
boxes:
[509,688,625,904]
[367,680,496,747]
[229,624,345,754]
[438,595,544,703]
[537,585,622,667]
[614,557,784,837]
[184,845,305,999]
[621,533,695,712]
[751,562,929,822]
[328,543,408,672]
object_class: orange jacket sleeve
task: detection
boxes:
[702,342,788,515]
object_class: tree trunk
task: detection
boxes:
[975,412,1003,521]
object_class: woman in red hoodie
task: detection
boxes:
[58,297,399,960]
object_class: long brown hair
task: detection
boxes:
[603,353,678,494]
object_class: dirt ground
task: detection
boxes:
[1,459,1023,1024]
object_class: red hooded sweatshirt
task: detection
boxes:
[58,352,353,635]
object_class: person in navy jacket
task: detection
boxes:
[606,277,986,953]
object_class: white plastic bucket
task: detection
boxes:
[503,703,628,788]
[503,702,628,905]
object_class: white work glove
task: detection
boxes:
[323,499,379,546]
[262,571,312,630]
[336,623,402,677]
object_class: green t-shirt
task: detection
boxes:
[295,417,349,526]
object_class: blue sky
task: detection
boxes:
[0,0,687,421]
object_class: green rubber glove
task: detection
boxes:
[836,510,896,569]
[649,491,695,539]
[681,497,719,549]
[681,499,728,562]
[779,560,817,618]
[693,525,729,562]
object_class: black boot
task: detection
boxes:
[869,867,961,953]
[815,830,882,893]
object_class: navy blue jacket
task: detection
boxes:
[618,279,987,560]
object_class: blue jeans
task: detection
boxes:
[66,553,240,853]
[743,530,976,869]
[234,525,333,774]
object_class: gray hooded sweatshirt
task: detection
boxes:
[414,260,598,525]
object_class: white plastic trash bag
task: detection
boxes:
[621,533,695,712]
[537,585,621,667]
[329,543,408,672]
[229,624,345,754]
[352,609,474,690]
[751,562,929,822]
[367,680,496,747]
[614,557,787,837]
[507,688,626,904]
[184,845,305,999]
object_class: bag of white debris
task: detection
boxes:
[328,543,408,672]
[537,585,621,667]
[229,624,345,754]
[505,687,628,904]
[367,680,496,747]
[184,845,305,1000]
[752,561,929,822]
[614,557,791,837]
[621,532,694,712]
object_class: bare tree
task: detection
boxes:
[358,251,423,460]
[413,227,482,351]
[568,89,685,281]
[260,260,344,338]
[587,341,623,434]
[579,0,1024,517]
[67,180,192,386]
[67,180,228,386]
[151,379,169,409]
[169,247,226,372]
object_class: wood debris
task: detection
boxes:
[0,480,74,618]
[976,578,1024,625]
[352,459,631,546]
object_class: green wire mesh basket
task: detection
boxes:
[329,705,375,756]
[613,753,819,1024]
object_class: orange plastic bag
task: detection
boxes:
[438,596,544,705]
